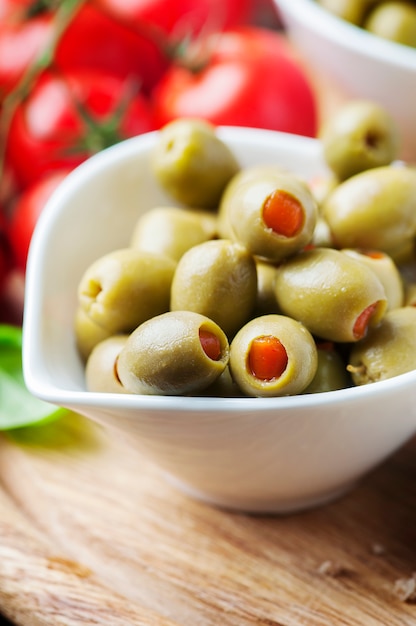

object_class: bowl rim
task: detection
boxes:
[275,0,416,71]
[22,126,416,415]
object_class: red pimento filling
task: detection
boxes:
[263,190,304,237]
[199,329,222,361]
[359,249,385,259]
[248,335,288,380]
[353,302,379,340]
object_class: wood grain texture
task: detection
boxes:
[0,412,415,626]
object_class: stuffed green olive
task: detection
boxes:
[77,248,176,335]
[229,314,318,397]
[348,307,416,384]
[218,166,318,262]
[274,247,387,342]
[117,311,229,395]
[341,248,404,310]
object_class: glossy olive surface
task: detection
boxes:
[319,100,399,181]
[86,335,129,394]
[116,311,229,395]
[74,307,113,362]
[229,314,318,397]
[348,306,416,384]
[130,206,218,262]
[77,248,176,335]
[274,247,387,342]
[364,1,416,48]
[318,0,416,48]
[170,239,257,338]
[253,260,281,317]
[317,0,378,25]
[341,248,404,311]
[218,165,318,262]
[322,165,416,253]
[303,343,351,394]
[151,118,240,209]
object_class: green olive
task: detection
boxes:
[311,216,334,248]
[308,173,339,208]
[77,248,176,334]
[274,247,387,342]
[322,165,416,253]
[253,260,280,317]
[341,248,404,310]
[130,206,218,262]
[348,306,416,384]
[191,366,244,397]
[317,0,380,26]
[217,165,290,239]
[85,335,129,394]
[151,118,240,209]
[218,166,317,262]
[383,237,416,266]
[320,100,399,181]
[229,314,318,397]
[364,2,416,48]
[303,342,351,394]
[116,311,229,395]
[74,307,114,362]
[170,239,257,338]
[404,281,416,306]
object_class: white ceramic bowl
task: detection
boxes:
[275,0,416,161]
[23,127,416,514]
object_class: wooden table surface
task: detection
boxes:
[0,412,415,626]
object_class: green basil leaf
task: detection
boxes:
[0,324,66,430]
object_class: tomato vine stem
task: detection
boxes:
[0,0,87,188]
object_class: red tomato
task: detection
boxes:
[0,0,34,21]
[54,4,169,95]
[8,170,70,272]
[0,209,12,290]
[6,68,156,189]
[93,0,252,40]
[0,3,169,100]
[0,13,53,97]
[152,27,318,137]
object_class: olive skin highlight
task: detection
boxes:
[218,166,318,262]
[77,248,176,335]
[170,239,258,338]
[229,314,318,397]
[86,335,129,394]
[322,165,416,254]
[117,311,230,396]
[348,307,416,385]
[151,118,240,209]
[130,206,218,262]
[274,247,387,343]
[319,100,399,181]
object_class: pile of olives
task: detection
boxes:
[75,109,416,398]
[317,0,416,49]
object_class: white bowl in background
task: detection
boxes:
[275,0,416,161]
[23,127,416,514]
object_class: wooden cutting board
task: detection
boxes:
[0,412,416,626]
